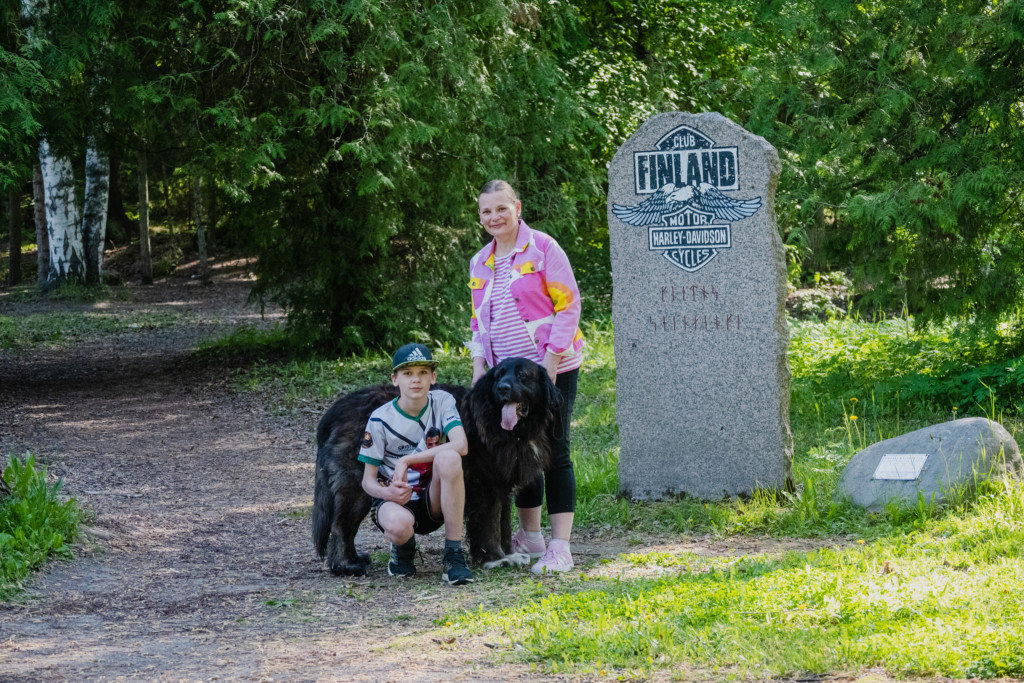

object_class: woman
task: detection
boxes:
[466,179,584,573]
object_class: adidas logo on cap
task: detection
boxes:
[392,343,437,370]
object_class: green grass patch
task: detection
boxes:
[1,454,81,600]
[447,477,1024,678]
[0,310,182,350]
[1,282,134,304]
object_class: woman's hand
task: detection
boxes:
[471,357,488,387]
[541,351,559,384]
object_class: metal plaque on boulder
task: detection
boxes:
[838,417,1023,510]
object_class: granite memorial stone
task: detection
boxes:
[836,417,1023,511]
[609,112,793,500]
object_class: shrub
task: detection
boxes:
[0,454,81,600]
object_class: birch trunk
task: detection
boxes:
[32,161,48,286]
[7,189,21,286]
[24,0,83,288]
[39,138,84,288]
[82,143,110,285]
[192,175,210,285]
[137,150,153,285]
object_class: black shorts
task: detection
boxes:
[370,485,444,536]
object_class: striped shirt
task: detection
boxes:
[357,390,462,500]
[490,252,582,373]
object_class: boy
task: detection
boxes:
[357,343,474,585]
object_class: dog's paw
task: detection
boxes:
[329,562,368,577]
[482,552,532,570]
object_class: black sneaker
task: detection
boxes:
[388,540,416,577]
[442,546,474,586]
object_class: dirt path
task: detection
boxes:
[0,262,838,682]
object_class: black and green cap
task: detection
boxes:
[392,343,438,371]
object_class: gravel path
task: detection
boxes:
[0,264,557,682]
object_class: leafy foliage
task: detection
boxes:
[743,0,1024,324]
[0,4,50,189]
[116,0,602,352]
[1,454,80,600]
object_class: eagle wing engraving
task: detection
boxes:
[611,184,681,226]
[690,182,762,222]
[613,181,762,226]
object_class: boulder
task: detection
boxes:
[836,417,1022,511]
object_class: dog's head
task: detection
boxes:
[487,357,559,431]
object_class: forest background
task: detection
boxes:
[3,0,1023,350]
[4,2,1024,677]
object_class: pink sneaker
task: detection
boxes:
[511,528,546,559]
[531,542,574,574]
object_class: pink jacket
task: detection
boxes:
[466,220,584,368]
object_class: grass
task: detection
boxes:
[1,281,135,304]
[0,454,81,600]
[0,310,183,350]
[432,314,1024,678]
[446,476,1024,679]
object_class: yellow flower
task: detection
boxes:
[850,397,859,403]
[849,415,858,421]
[857,539,865,544]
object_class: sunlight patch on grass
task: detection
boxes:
[447,480,1024,679]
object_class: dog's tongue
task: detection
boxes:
[501,403,519,431]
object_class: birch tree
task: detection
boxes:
[36,138,83,287]
[82,144,110,285]
[19,0,115,290]
[21,0,83,288]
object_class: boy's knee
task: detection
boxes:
[379,504,414,541]
[434,449,464,478]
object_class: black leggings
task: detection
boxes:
[515,368,578,514]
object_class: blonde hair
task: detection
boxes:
[479,180,519,203]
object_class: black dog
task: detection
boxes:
[312,357,558,575]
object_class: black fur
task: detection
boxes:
[313,357,558,575]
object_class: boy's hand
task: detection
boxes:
[386,479,413,505]
[392,460,409,486]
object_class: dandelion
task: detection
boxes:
[849,415,858,421]
[850,397,859,404]
[857,539,865,544]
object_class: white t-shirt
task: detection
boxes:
[357,390,462,500]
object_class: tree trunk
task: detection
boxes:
[137,150,153,285]
[7,189,21,286]
[82,143,110,285]
[106,153,132,247]
[39,138,84,289]
[32,161,48,286]
[192,175,209,285]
